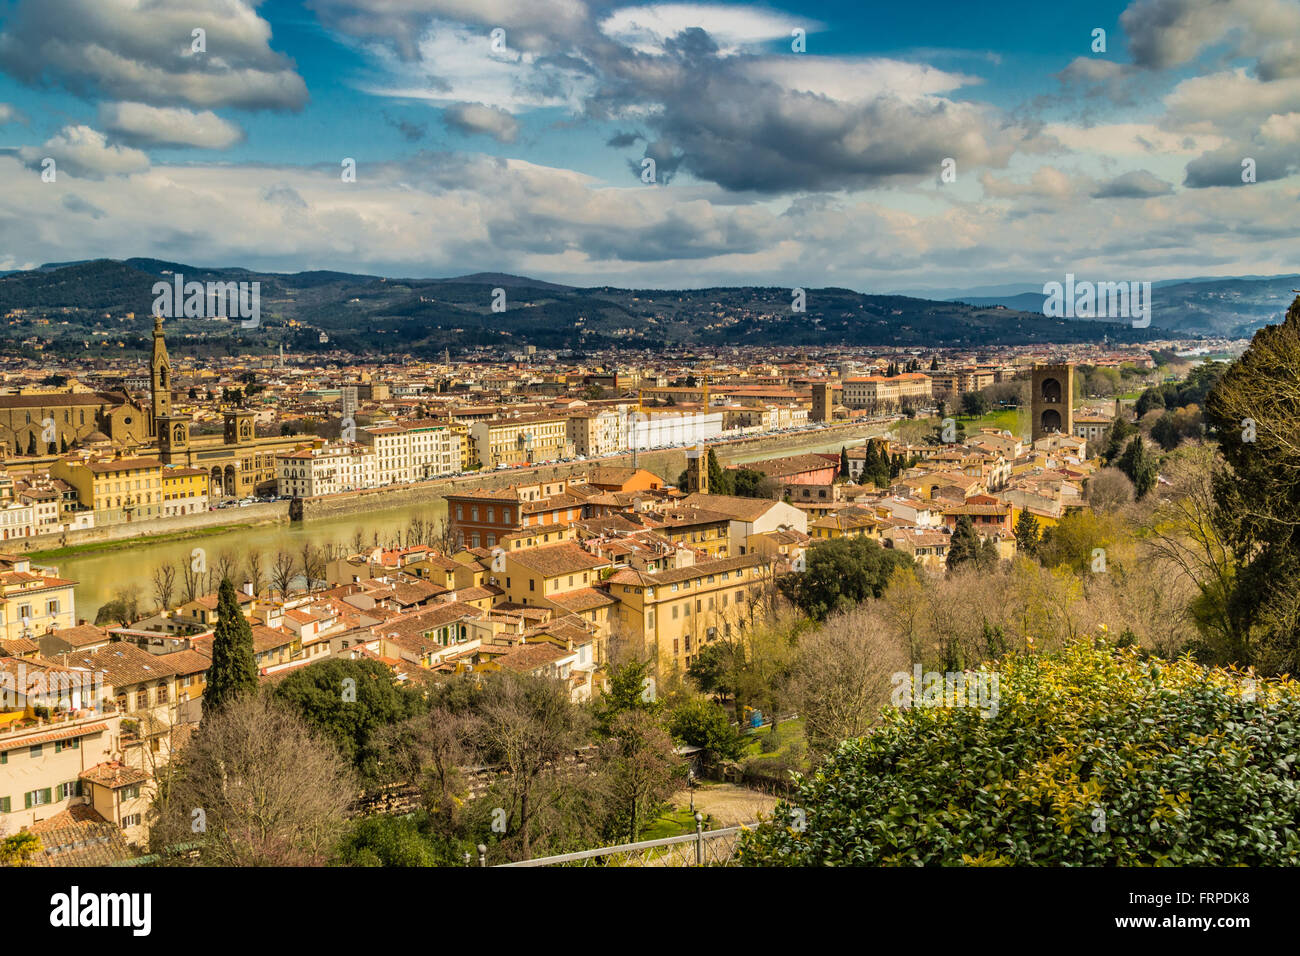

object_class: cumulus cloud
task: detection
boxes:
[0,0,308,110]
[98,102,244,149]
[0,102,25,125]
[17,125,149,179]
[442,102,520,142]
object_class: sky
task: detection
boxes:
[0,0,1297,293]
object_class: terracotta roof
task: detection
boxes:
[80,761,150,788]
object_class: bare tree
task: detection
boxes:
[245,551,264,597]
[212,549,239,589]
[299,542,323,591]
[152,564,176,612]
[476,672,591,861]
[271,549,296,599]
[1087,467,1136,514]
[432,515,458,555]
[148,694,355,866]
[179,557,201,604]
[787,605,909,760]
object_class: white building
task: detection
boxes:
[275,443,377,497]
[628,409,724,451]
[362,421,463,483]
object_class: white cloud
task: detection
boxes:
[598,4,817,56]
[17,125,149,178]
[98,102,244,149]
[0,0,307,110]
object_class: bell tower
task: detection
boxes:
[151,314,171,436]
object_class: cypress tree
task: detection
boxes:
[1118,435,1158,499]
[1013,509,1040,557]
[839,446,850,480]
[205,577,259,716]
[946,514,981,572]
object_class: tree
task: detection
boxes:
[786,606,908,761]
[204,577,258,716]
[597,710,680,843]
[740,643,1300,866]
[270,549,296,598]
[706,448,732,496]
[1135,386,1166,417]
[946,514,982,572]
[1086,467,1135,514]
[668,697,746,763]
[94,586,139,627]
[593,658,659,736]
[149,694,355,866]
[1102,413,1136,464]
[0,831,41,866]
[1012,509,1040,557]
[1118,435,1159,499]
[274,657,429,784]
[151,564,176,612]
[961,391,990,417]
[477,671,591,860]
[1203,296,1300,674]
[838,446,850,480]
[779,537,914,621]
[1151,411,1181,451]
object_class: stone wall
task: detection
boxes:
[19,501,289,554]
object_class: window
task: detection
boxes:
[53,738,79,753]
[29,744,42,757]
[57,781,82,800]
[25,788,52,808]
[122,784,141,800]
[136,689,149,709]
[122,814,141,828]
[529,579,535,591]
[0,796,9,813]
[672,605,679,619]
[156,683,169,704]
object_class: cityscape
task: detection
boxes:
[0,0,1296,935]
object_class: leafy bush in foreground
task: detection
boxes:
[739,641,1300,865]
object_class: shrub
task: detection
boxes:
[739,641,1300,865]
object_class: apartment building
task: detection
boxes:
[841,373,932,409]
[0,554,77,642]
[605,553,767,671]
[471,414,572,468]
[362,420,463,483]
[275,442,376,497]
[160,465,208,516]
[50,455,165,524]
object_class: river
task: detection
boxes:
[54,428,880,621]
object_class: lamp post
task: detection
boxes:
[688,768,696,814]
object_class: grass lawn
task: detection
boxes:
[742,717,808,773]
[953,407,1020,433]
[640,808,707,841]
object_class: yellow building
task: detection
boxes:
[50,455,165,524]
[605,553,766,673]
[808,509,884,540]
[470,415,572,468]
[650,507,732,558]
[160,465,209,516]
[0,554,77,641]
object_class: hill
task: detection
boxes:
[0,258,1168,360]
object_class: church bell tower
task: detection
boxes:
[151,315,172,436]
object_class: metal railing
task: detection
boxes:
[493,813,753,867]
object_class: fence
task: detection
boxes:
[493,814,753,867]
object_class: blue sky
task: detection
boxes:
[0,0,1297,291]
